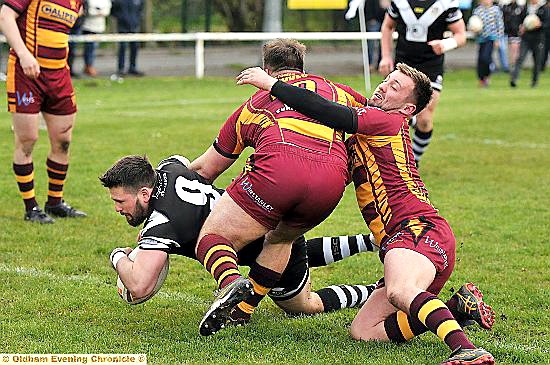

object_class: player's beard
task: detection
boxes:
[127,198,150,227]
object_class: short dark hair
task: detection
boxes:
[396,63,433,115]
[263,39,306,73]
[99,155,156,192]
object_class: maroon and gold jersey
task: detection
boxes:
[4,0,82,69]
[214,71,364,164]
[347,105,438,245]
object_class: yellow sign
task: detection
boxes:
[288,0,348,10]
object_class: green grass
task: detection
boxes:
[0,70,549,364]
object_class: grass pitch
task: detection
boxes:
[0,70,549,364]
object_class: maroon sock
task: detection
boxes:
[196,234,241,289]
[46,158,68,207]
[13,162,38,211]
[409,291,475,350]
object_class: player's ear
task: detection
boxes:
[140,187,152,204]
[401,103,416,117]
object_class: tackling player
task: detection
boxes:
[188,39,368,336]
[101,155,379,319]
[236,65,495,365]
[378,0,467,166]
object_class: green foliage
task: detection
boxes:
[0,70,549,364]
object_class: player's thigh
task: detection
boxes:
[350,287,396,341]
[12,112,40,143]
[383,248,436,309]
[199,192,269,249]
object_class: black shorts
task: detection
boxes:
[395,57,444,92]
[238,235,308,301]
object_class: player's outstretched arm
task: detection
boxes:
[111,247,168,299]
[428,19,466,55]
[237,67,358,133]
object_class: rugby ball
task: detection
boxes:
[467,15,483,33]
[523,14,541,31]
[116,247,169,305]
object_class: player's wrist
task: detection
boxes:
[440,37,458,53]
[110,248,127,270]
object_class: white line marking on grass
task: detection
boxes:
[85,97,246,112]
[0,264,207,305]
[491,341,549,354]
[440,134,550,150]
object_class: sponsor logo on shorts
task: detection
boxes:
[424,235,449,269]
[16,91,35,106]
[240,177,273,212]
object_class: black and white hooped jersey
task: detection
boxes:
[137,155,223,259]
[388,0,463,66]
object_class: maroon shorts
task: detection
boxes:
[226,144,348,230]
[379,215,456,295]
[6,54,77,115]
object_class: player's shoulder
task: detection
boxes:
[155,155,210,185]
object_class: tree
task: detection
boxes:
[213,0,264,32]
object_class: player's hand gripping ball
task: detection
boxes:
[116,247,170,304]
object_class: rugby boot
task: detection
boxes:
[199,277,254,336]
[454,283,495,330]
[24,206,55,224]
[45,200,87,218]
[440,347,495,365]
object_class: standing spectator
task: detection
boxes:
[502,0,525,70]
[68,11,85,78]
[365,0,389,69]
[510,0,546,88]
[473,0,505,87]
[541,0,550,71]
[0,0,87,223]
[494,0,510,72]
[82,0,112,77]
[111,0,144,76]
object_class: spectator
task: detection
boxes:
[510,0,546,88]
[495,0,510,72]
[68,12,84,78]
[473,0,505,87]
[111,0,144,76]
[82,0,112,77]
[502,0,525,70]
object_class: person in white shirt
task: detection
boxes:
[82,0,112,77]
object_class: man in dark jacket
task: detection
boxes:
[112,0,144,76]
[502,0,524,69]
[510,0,546,87]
